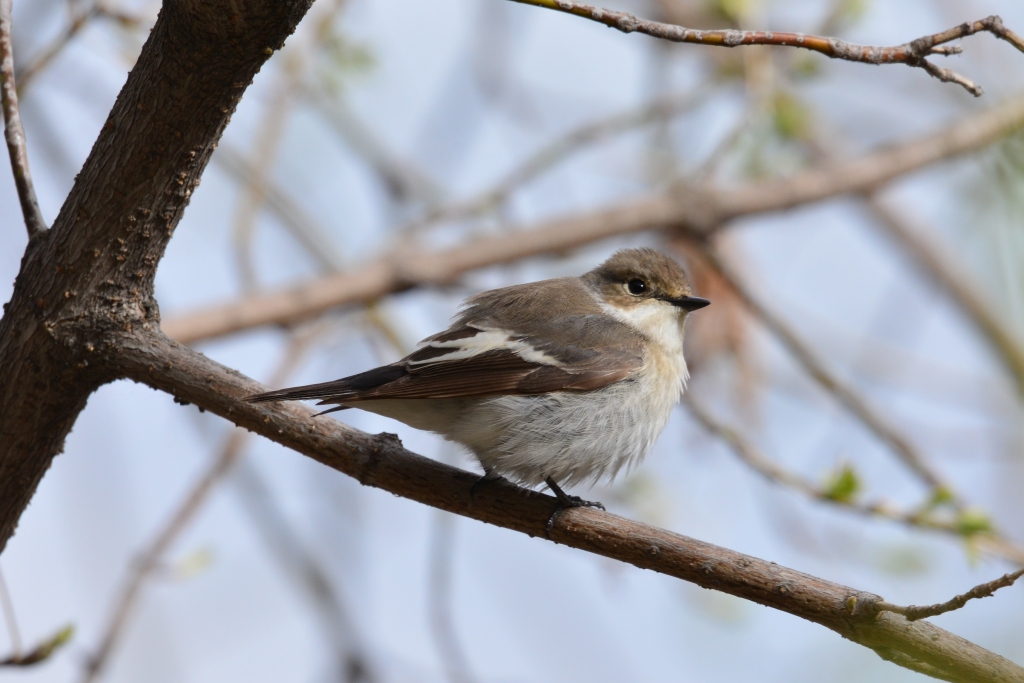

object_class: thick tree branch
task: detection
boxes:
[0,0,46,238]
[163,93,1024,344]
[0,0,315,554]
[107,327,1024,683]
[508,1,1024,96]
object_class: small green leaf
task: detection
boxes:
[823,463,860,503]
[1,624,74,667]
[956,509,993,537]
[928,485,956,508]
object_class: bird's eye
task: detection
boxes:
[627,279,647,295]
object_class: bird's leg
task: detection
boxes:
[469,469,506,504]
[544,476,605,536]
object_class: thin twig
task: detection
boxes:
[0,567,20,658]
[214,146,345,273]
[80,336,313,683]
[878,569,1024,621]
[16,4,146,93]
[402,86,710,233]
[0,0,46,238]
[692,239,954,496]
[863,194,1024,396]
[231,458,376,682]
[682,394,1024,565]
[508,1,1024,96]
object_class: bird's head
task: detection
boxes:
[585,248,710,317]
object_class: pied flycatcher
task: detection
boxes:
[249,248,709,508]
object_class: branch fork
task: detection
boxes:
[511,2,1024,96]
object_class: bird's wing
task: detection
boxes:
[248,321,644,404]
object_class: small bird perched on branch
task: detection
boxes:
[248,248,709,515]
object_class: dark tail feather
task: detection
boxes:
[314,405,352,417]
[245,364,408,403]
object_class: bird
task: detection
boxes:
[248,248,709,513]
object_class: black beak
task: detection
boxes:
[665,295,710,311]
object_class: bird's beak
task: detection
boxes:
[664,295,710,311]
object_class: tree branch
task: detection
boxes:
[862,194,1024,395]
[879,569,1024,622]
[682,393,1024,565]
[508,1,1024,97]
[108,327,1024,683]
[0,0,46,238]
[692,240,953,494]
[162,93,1024,344]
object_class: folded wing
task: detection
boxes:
[248,318,643,406]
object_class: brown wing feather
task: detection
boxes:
[249,278,647,405]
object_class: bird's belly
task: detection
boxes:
[455,374,680,488]
[345,364,684,489]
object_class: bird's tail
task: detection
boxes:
[245,364,408,404]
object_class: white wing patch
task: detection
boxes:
[406,328,565,368]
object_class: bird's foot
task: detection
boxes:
[544,476,605,537]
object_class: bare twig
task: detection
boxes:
[682,394,1024,565]
[81,337,313,683]
[0,0,46,238]
[305,87,442,207]
[864,194,1024,395]
[692,239,954,496]
[508,1,1024,96]
[17,5,146,92]
[878,569,1024,622]
[81,429,251,683]
[0,568,20,658]
[428,509,476,683]
[231,458,376,683]
[403,87,709,233]
[112,328,1024,683]
[162,94,1024,345]
[213,146,344,273]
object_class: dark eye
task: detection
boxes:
[627,279,646,295]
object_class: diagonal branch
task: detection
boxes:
[110,327,1024,683]
[162,93,1024,345]
[508,1,1024,97]
[682,393,1024,565]
[862,194,1024,395]
[0,0,46,238]
[691,239,953,496]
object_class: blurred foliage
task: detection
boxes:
[822,462,861,503]
[316,28,375,95]
[955,508,994,538]
[170,547,215,581]
[771,92,812,141]
[876,544,932,576]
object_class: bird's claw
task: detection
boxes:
[544,477,605,537]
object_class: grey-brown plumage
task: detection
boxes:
[249,248,709,489]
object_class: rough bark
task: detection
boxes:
[0,0,313,553]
